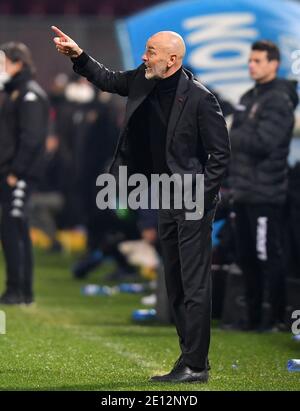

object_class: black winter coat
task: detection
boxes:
[229,78,298,205]
[73,52,230,211]
[0,69,49,181]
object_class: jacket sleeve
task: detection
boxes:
[198,92,231,210]
[230,94,295,157]
[10,94,48,178]
[72,52,136,97]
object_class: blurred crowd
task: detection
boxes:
[28,66,300,318]
[29,72,160,283]
[0,39,300,332]
[43,67,300,332]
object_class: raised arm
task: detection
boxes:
[51,25,135,97]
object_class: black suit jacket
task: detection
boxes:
[73,52,231,210]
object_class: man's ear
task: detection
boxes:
[271,59,280,73]
[168,54,176,67]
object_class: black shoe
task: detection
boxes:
[150,365,209,383]
[271,322,288,332]
[0,291,23,305]
[242,323,260,332]
[174,356,210,371]
[258,321,288,333]
[207,359,211,371]
[150,355,183,383]
[48,240,63,254]
[22,295,35,306]
[172,355,185,372]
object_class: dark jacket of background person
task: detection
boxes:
[229,78,298,205]
[285,162,300,278]
[0,47,49,305]
[72,53,231,212]
[0,68,49,181]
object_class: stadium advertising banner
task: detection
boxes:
[116,0,300,103]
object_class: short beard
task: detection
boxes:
[145,69,155,80]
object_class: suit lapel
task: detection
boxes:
[167,70,189,143]
[124,70,156,125]
[122,67,189,139]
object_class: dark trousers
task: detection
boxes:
[158,207,215,370]
[0,179,33,298]
[234,203,286,327]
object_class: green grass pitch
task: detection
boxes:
[0,251,299,391]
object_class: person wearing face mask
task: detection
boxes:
[0,42,49,305]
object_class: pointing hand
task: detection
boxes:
[51,26,83,58]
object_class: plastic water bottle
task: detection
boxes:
[231,360,239,370]
[287,359,300,371]
[119,283,146,294]
[132,308,156,321]
[81,284,118,296]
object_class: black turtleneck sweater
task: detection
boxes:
[147,68,181,175]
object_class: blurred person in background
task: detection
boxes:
[229,40,299,331]
[63,81,140,280]
[28,134,65,252]
[51,74,99,228]
[48,70,139,279]
[0,42,49,305]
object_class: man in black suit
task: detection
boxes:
[52,26,230,383]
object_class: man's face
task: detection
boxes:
[4,56,22,77]
[142,38,169,80]
[248,50,278,83]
